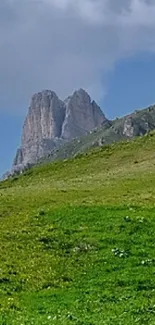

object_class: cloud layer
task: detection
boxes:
[0,0,155,114]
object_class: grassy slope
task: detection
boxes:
[1,132,155,324]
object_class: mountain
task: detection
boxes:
[12,89,107,173]
[40,103,155,164]
[8,87,155,178]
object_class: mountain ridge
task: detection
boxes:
[3,89,155,179]
[33,103,155,166]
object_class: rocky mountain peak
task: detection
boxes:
[61,89,106,140]
[72,88,91,100]
[12,88,107,172]
[32,89,57,99]
[21,90,65,147]
[29,90,59,113]
[64,89,90,107]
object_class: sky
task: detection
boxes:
[1,0,155,176]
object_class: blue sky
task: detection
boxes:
[103,52,155,118]
[1,0,155,176]
[0,112,23,176]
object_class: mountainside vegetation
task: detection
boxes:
[1,131,155,324]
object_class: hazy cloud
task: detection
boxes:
[0,0,155,114]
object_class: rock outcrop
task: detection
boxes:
[12,89,107,172]
[122,110,155,138]
[61,89,105,139]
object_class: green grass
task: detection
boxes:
[1,132,155,324]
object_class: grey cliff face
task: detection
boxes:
[61,89,106,139]
[13,89,107,170]
[122,112,155,138]
[22,90,65,146]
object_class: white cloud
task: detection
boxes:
[0,0,155,114]
[47,0,155,26]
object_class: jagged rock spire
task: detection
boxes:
[13,89,107,170]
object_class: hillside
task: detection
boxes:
[1,132,155,324]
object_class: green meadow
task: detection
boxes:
[1,132,155,324]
